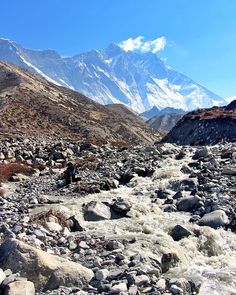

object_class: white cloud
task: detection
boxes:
[119,36,166,53]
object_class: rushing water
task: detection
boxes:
[33,146,236,294]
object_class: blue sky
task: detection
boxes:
[0,0,235,97]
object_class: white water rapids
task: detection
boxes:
[33,146,236,294]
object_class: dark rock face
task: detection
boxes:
[162,104,236,145]
[170,225,192,241]
[226,99,236,110]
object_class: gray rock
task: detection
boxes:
[193,147,211,159]
[134,274,150,286]
[198,210,229,229]
[69,215,84,231]
[169,284,183,294]
[33,229,45,240]
[111,198,132,216]
[177,195,201,212]
[161,253,180,273]
[174,178,198,191]
[174,278,192,294]
[12,225,23,234]
[106,240,124,251]
[222,166,236,175]
[163,204,177,212]
[95,269,109,281]
[83,201,111,221]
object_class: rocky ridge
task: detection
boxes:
[162,101,236,145]
[0,137,236,294]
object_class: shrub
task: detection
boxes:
[0,188,5,196]
[0,162,34,182]
[75,156,98,171]
[30,209,68,227]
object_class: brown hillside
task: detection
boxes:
[0,61,160,144]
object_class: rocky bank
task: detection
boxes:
[0,138,236,294]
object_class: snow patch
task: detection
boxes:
[19,54,62,86]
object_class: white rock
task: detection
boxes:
[0,268,6,285]
[79,241,89,249]
[84,201,111,221]
[5,280,35,295]
[222,166,236,175]
[156,278,166,289]
[45,222,62,232]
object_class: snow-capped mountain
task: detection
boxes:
[0,38,226,113]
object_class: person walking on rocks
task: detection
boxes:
[64,162,78,186]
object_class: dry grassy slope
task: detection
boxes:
[0,61,160,144]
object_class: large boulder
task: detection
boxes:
[4,280,35,295]
[0,239,93,291]
[177,195,201,212]
[83,201,111,221]
[198,210,229,229]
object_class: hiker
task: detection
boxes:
[64,162,78,186]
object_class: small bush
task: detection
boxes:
[73,182,91,193]
[75,156,98,171]
[0,188,5,196]
[30,209,68,227]
[0,162,34,182]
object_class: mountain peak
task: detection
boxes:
[104,43,123,56]
[0,39,226,113]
